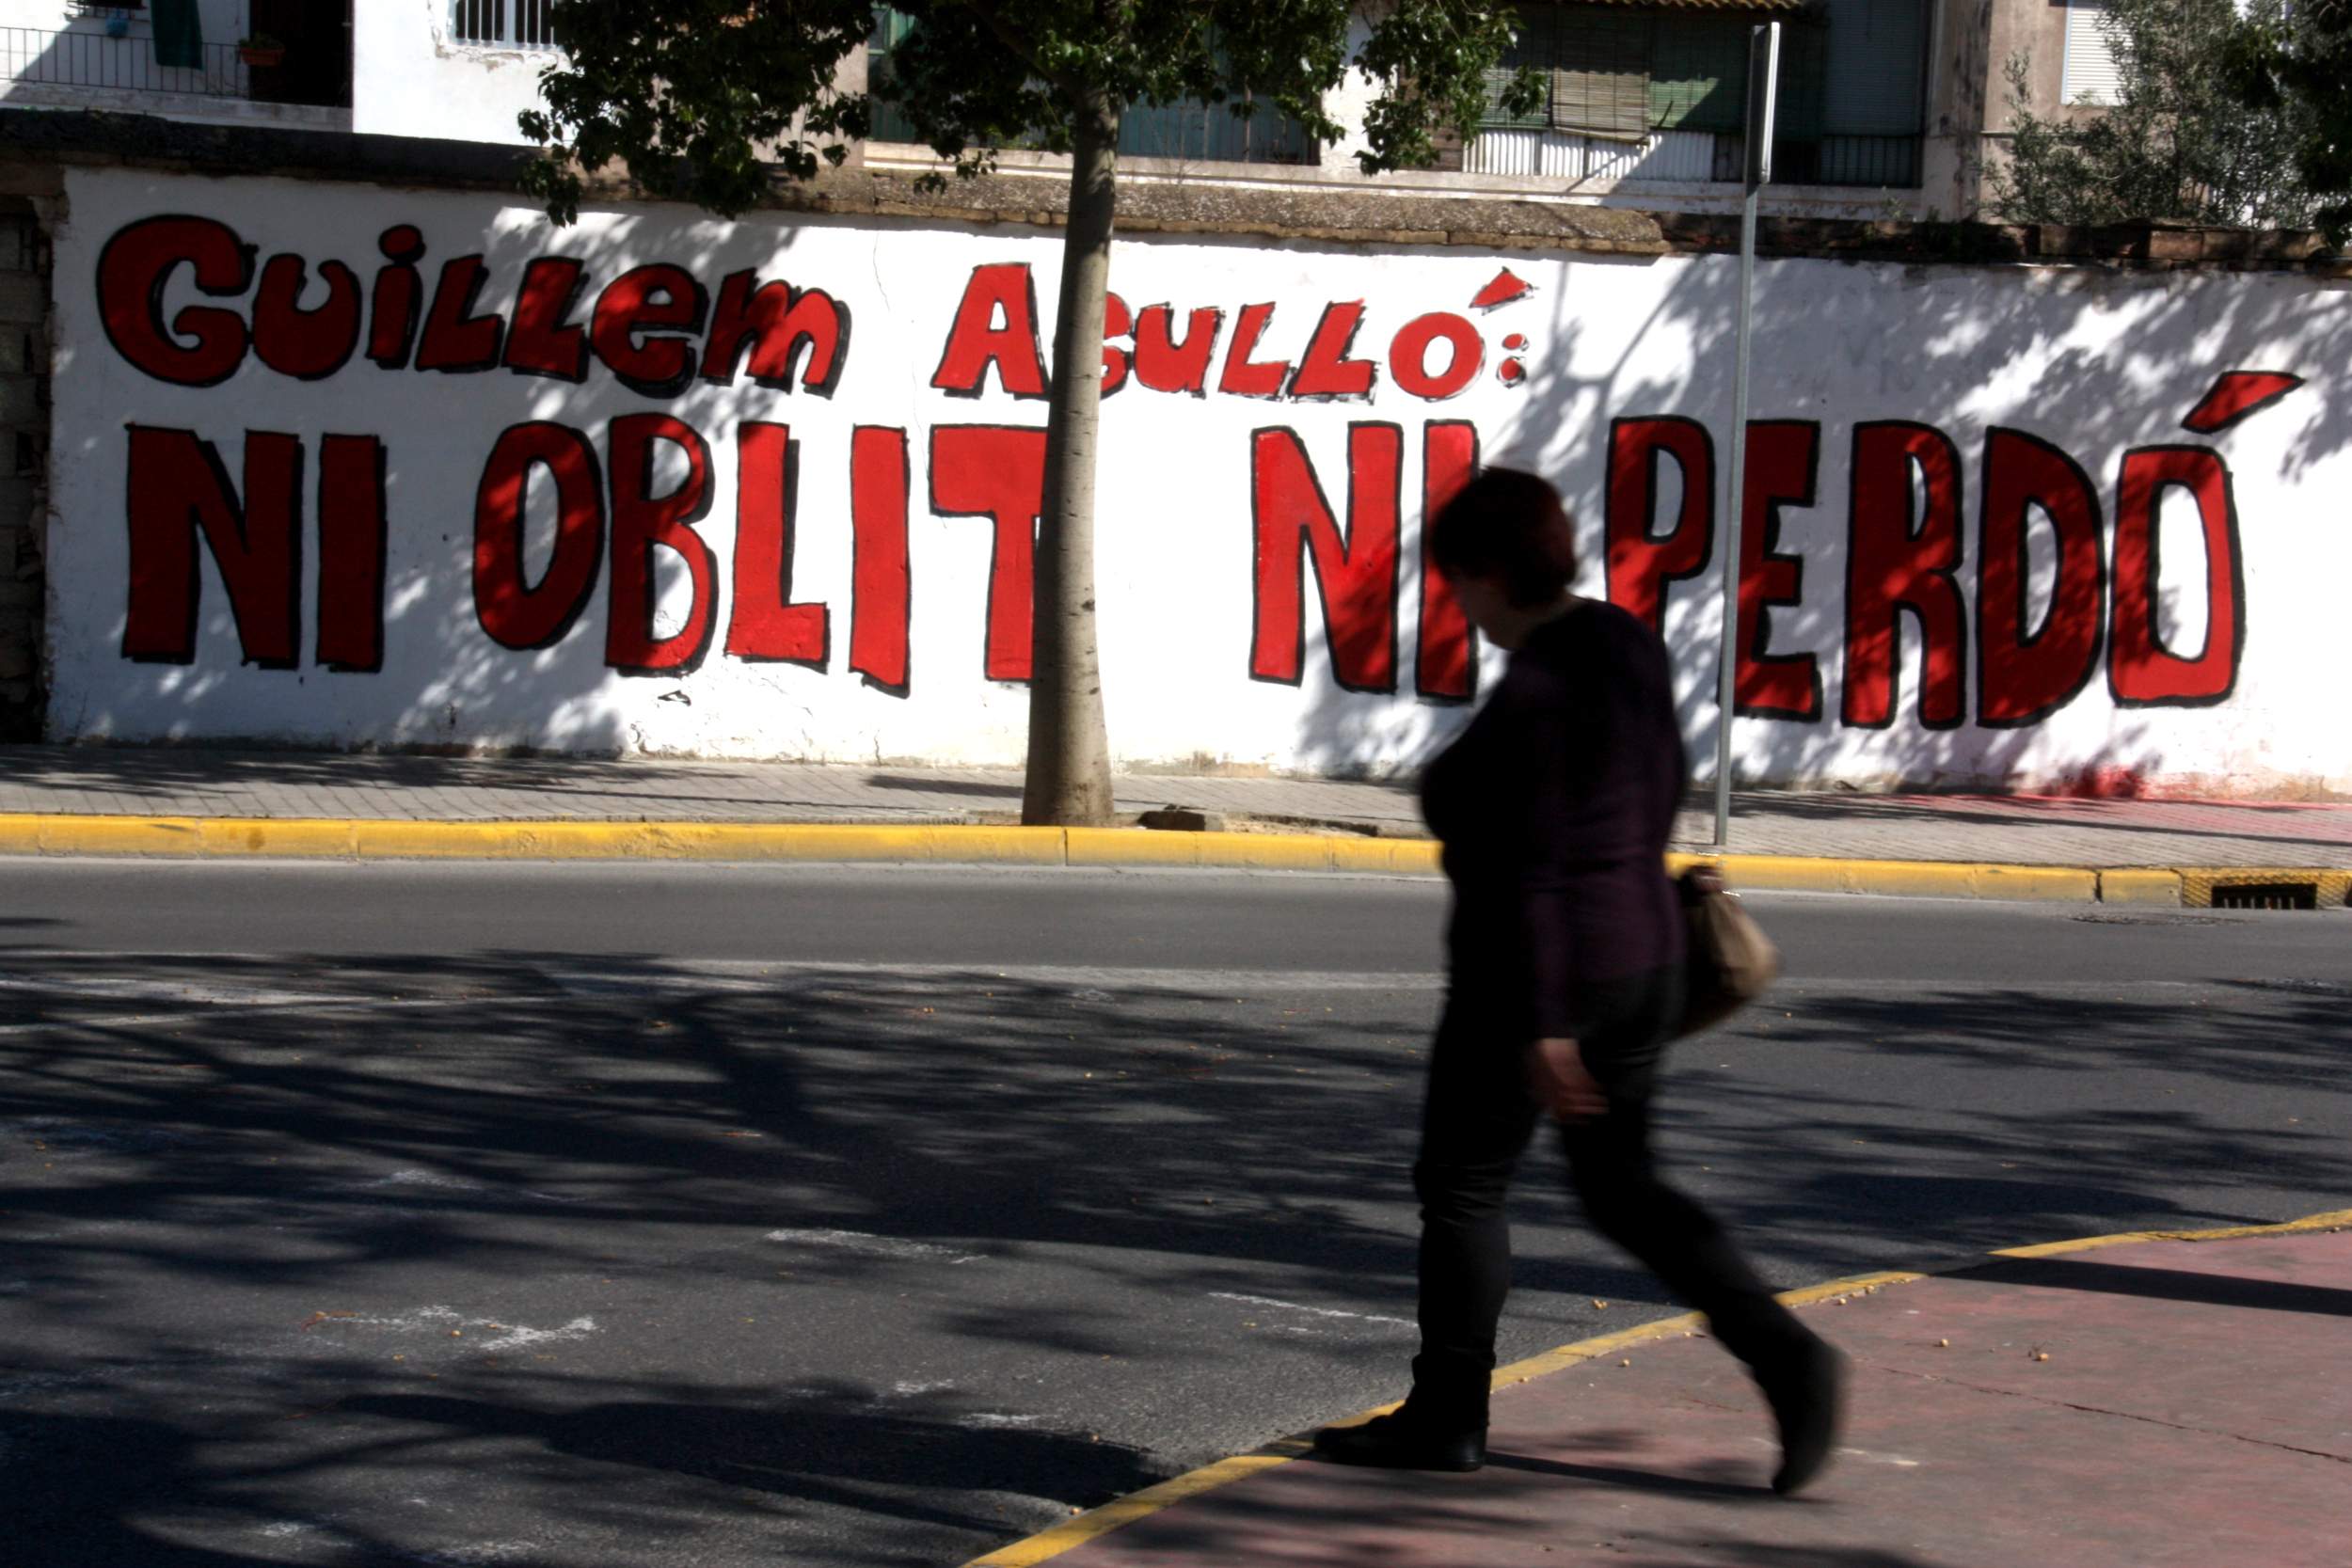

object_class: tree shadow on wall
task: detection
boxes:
[1288,237,2352,799]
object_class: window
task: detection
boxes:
[1489,5,1770,138]
[1481,3,1927,186]
[866,8,1316,166]
[2061,0,2122,107]
[451,0,558,50]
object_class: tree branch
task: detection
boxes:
[955,0,1079,99]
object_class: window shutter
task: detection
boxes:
[1483,7,1555,129]
[1815,0,1928,136]
[1649,15,1749,135]
[1550,7,1652,138]
[2061,0,2123,107]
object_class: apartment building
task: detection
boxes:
[0,2,2130,219]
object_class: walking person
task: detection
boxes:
[1314,468,1844,1495]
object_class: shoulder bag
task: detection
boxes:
[1676,863,1779,1037]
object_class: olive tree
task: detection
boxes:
[1988,0,2318,233]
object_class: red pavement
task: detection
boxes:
[1007,1227,2352,1568]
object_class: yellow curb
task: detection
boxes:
[27,815,204,855]
[1690,854,2101,902]
[2176,867,2351,911]
[960,1207,2352,1567]
[0,814,2336,908]
[2098,868,2185,906]
[1991,1207,2352,1258]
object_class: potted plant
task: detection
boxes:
[237,33,285,68]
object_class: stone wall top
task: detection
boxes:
[2,106,2343,276]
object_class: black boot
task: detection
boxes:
[1313,1400,1486,1472]
[1760,1338,1846,1496]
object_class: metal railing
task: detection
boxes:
[2,25,246,99]
[1472,124,1923,190]
[870,95,1317,166]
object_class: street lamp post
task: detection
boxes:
[1714,20,1782,850]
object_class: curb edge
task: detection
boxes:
[961,1207,2352,1567]
[3,814,2341,906]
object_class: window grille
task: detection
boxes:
[452,0,558,50]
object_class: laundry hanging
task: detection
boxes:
[151,0,205,71]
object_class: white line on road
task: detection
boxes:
[768,1228,986,1264]
[306,1305,598,1353]
[1208,1291,1416,1329]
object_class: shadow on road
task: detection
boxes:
[1,944,2344,1560]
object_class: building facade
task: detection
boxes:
[4,2,2130,218]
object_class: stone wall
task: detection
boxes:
[0,192,47,737]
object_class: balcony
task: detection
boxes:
[2,17,349,131]
[1467,127,1923,193]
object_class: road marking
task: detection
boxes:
[767,1228,986,1264]
[961,1208,2352,1567]
[304,1306,598,1353]
[1207,1292,1415,1330]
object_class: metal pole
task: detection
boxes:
[1715,22,1779,849]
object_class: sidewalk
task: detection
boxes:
[0,746,2347,902]
[974,1215,2352,1568]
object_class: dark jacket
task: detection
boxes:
[1421,599,1688,1044]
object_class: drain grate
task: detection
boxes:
[2209,881,2320,911]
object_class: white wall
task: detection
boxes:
[353,0,550,145]
[42,166,2352,795]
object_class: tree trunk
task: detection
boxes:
[1022,94,1120,827]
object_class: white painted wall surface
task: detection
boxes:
[352,0,550,145]
[43,166,2352,795]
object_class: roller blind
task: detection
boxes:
[1649,15,1749,134]
[2061,0,2123,107]
[1815,0,1928,136]
[1549,6,1652,137]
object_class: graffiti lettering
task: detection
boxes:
[931,263,1048,400]
[724,422,828,666]
[502,257,592,383]
[1977,427,2103,728]
[414,254,505,374]
[930,426,1048,682]
[1416,420,1479,701]
[1843,421,1966,730]
[849,425,912,691]
[122,425,301,665]
[99,216,252,388]
[1604,417,1714,638]
[591,265,707,400]
[605,414,719,674]
[2110,446,2243,705]
[1221,304,1292,400]
[368,225,425,371]
[702,270,850,395]
[1133,304,1223,396]
[1249,423,1402,691]
[1287,302,1378,403]
[251,255,362,382]
[473,422,605,653]
[1736,421,1823,721]
[315,434,389,673]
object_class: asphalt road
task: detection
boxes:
[2,859,2346,1568]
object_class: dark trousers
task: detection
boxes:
[1407,965,1815,1422]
